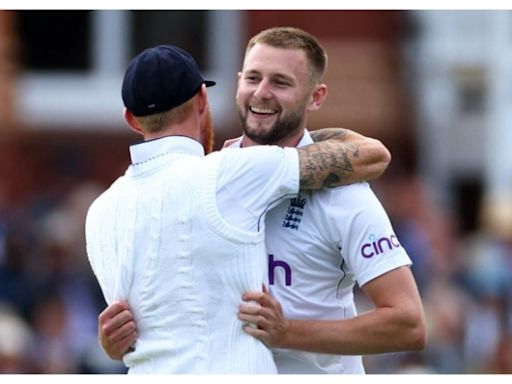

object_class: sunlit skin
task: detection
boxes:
[236,43,327,148]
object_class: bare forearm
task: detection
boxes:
[240,270,425,356]
[280,307,425,355]
[299,128,390,189]
[279,267,426,355]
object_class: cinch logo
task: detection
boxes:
[361,234,401,258]
[268,254,292,286]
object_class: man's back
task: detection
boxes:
[86,136,300,373]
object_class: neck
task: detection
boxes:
[143,119,200,142]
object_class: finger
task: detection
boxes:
[108,301,131,315]
[116,331,138,354]
[256,293,276,308]
[238,312,271,330]
[238,313,261,325]
[239,303,262,315]
[239,304,276,324]
[262,284,268,294]
[243,291,276,309]
[107,320,137,343]
[243,325,267,341]
[102,309,135,335]
[99,301,130,322]
[242,291,265,302]
[105,331,138,360]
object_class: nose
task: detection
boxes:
[253,80,272,100]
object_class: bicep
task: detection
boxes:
[362,266,422,311]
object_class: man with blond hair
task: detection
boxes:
[86,43,391,373]
[97,27,425,374]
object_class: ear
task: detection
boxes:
[235,71,242,99]
[197,84,208,115]
[307,83,328,112]
[123,108,144,136]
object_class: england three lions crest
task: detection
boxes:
[282,194,306,230]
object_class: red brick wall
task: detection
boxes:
[247,10,405,41]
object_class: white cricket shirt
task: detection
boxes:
[233,131,412,374]
[86,136,299,373]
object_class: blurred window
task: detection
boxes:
[18,11,92,71]
[457,81,486,114]
[15,10,242,130]
[130,11,208,70]
[17,10,209,73]
[453,67,487,115]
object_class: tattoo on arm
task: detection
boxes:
[309,128,349,143]
[310,128,360,158]
[299,128,364,189]
[298,141,355,189]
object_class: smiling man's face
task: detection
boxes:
[236,43,316,146]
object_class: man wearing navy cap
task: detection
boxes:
[85,44,391,373]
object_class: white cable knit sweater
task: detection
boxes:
[86,137,299,373]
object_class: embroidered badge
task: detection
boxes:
[282,194,306,230]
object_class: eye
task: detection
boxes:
[274,80,290,88]
[244,75,260,83]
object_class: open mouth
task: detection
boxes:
[249,106,277,115]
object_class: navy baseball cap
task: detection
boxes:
[122,45,216,117]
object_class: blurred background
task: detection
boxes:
[0,9,511,374]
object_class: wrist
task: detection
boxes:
[276,318,294,349]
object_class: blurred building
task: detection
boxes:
[408,10,512,232]
[0,10,413,205]
[2,10,508,220]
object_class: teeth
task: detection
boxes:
[250,106,275,115]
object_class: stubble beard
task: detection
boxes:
[237,103,307,146]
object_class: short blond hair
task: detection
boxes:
[245,27,328,84]
[135,97,194,134]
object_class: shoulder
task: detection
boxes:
[323,182,381,207]
[214,146,300,204]
[216,146,298,179]
[86,177,124,217]
[219,145,297,162]
[316,182,392,228]
[329,181,373,195]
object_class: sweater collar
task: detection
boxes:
[129,136,205,165]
